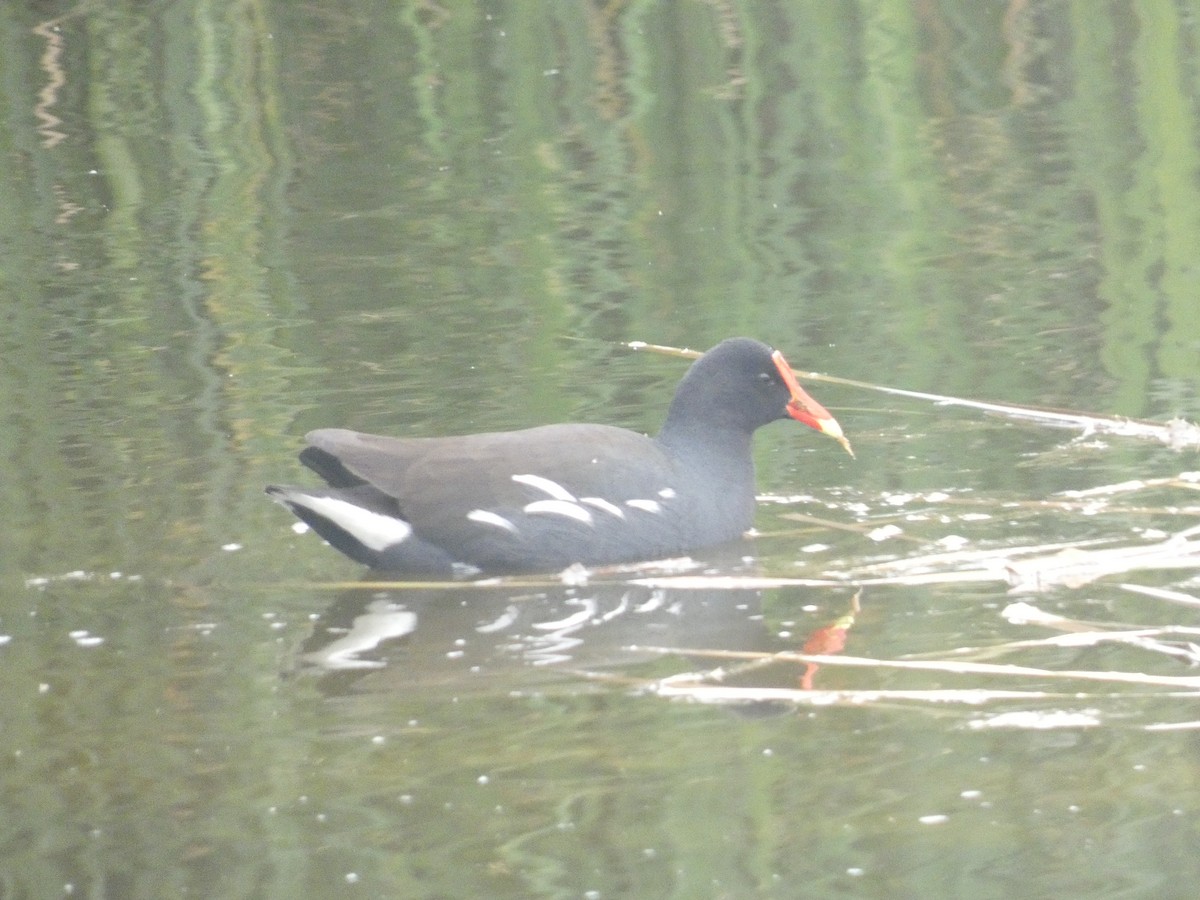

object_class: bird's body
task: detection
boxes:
[267,338,849,574]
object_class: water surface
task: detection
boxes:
[2,3,1199,897]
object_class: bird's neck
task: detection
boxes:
[657,418,755,480]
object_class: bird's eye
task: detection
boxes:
[758,371,773,383]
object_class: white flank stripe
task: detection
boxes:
[299,495,412,550]
[580,497,626,519]
[657,487,677,499]
[467,509,519,533]
[523,499,593,524]
[625,499,662,514]
[512,473,577,501]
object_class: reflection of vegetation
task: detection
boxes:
[3,1,1198,570]
[6,3,1200,896]
[0,3,296,576]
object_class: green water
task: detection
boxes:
[2,2,1199,897]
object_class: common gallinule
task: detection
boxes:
[267,337,850,574]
